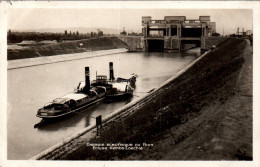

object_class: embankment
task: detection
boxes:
[201,36,228,51]
[62,38,249,160]
[8,37,128,60]
[8,48,127,70]
[118,36,143,51]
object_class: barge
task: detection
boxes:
[36,67,106,119]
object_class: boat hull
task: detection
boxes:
[36,97,105,119]
[105,92,133,101]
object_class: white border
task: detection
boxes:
[0,1,259,167]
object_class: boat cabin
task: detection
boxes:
[96,75,108,84]
[44,98,77,110]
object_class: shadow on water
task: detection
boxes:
[142,47,201,59]
[181,47,201,58]
[143,51,180,58]
[36,103,100,131]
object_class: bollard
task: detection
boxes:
[96,115,103,136]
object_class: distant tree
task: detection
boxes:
[76,31,79,36]
[65,30,68,36]
[7,31,86,43]
[120,31,127,36]
[98,30,103,37]
[212,32,221,36]
[91,32,94,38]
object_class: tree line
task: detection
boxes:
[8,29,104,43]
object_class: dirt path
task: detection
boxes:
[209,40,252,160]
[128,40,252,160]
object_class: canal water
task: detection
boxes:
[7,48,200,159]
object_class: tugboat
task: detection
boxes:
[36,67,106,119]
[92,62,137,101]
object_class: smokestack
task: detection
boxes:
[84,67,90,93]
[109,62,115,80]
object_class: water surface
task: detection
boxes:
[7,48,200,159]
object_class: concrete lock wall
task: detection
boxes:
[141,36,227,52]
[164,37,172,49]
[201,36,228,51]
[172,38,181,50]
[165,36,226,52]
[160,37,180,50]
[118,36,143,51]
[142,37,176,51]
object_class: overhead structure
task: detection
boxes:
[141,16,216,52]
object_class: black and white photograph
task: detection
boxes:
[0,1,259,167]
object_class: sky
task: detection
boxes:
[8,8,253,35]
